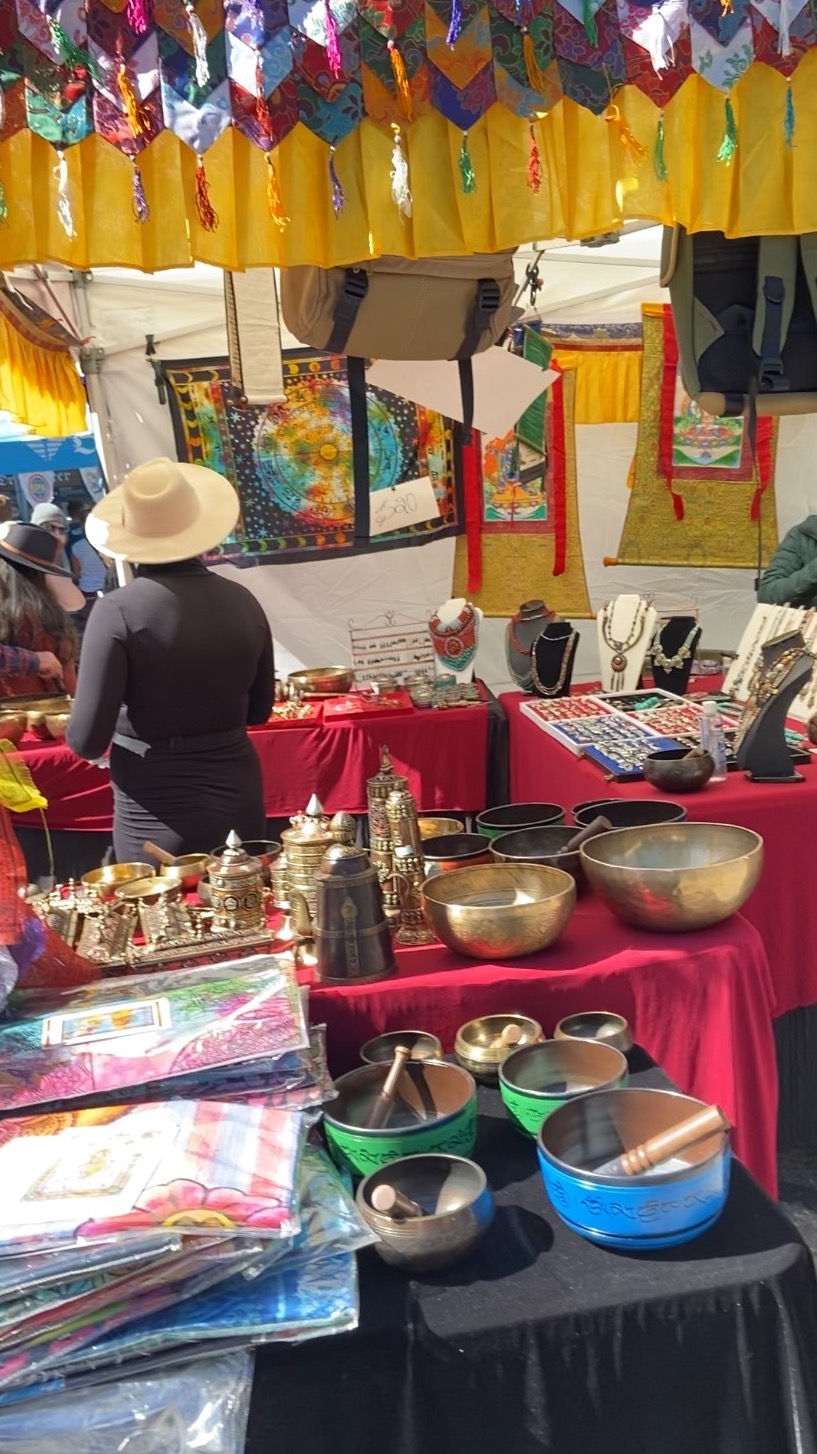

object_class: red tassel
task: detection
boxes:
[548,367,568,575]
[750,418,774,520]
[659,306,685,521]
[195,154,218,231]
[126,0,151,33]
[255,58,271,138]
[325,0,343,77]
[527,121,542,193]
[388,40,413,120]
[462,429,484,595]
[266,154,289,231]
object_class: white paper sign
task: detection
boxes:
[367,351,560,440]
[369,475,440,536]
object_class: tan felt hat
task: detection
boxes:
[85,457,240,564]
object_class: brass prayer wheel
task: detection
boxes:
[206,831,265,933]
[313,843,395,984]
[386,788,423,856]
[282,795,349,921]
[367,747,408,847]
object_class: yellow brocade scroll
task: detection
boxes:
[1,58,817,270]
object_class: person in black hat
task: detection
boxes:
[0,523,82,698]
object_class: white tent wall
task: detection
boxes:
[81,247,817,690]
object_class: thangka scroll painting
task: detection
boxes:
[162,351,462,564]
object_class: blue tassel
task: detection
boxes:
[785,85,795,148]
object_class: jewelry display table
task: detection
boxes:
[248,1060,817,1454]
[307,898,778,1196]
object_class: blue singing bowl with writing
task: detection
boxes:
[537,1087,731,1250]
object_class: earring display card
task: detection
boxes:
[0,956,307,1116]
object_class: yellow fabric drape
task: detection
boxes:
[0,58,814,270]
[0,313,86,438]
[544,342,643,424]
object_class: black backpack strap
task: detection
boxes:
[455,277,502,439]
[753,237,797,392]
[326,268,369,355]
[347,355,370,543]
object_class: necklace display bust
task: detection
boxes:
[506,600,555,690]
[428,597,483,683]
[597,594,656,693]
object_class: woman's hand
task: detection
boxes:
[36,651,65,686]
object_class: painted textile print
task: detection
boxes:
[163,353,461,564]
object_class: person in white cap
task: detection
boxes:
[30,502,70,574]
[67,458,274,864]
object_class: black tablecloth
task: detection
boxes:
[248,1055,817,1454]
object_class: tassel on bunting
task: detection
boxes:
[654,112,668,181]
[388,40,413,119]
[184,1,210,89]
[581,0,598,46]
[527,121,542,193]
[54,150,76,240]
[324,0,343,78]
[255,58,271,137]
[717,96,738,164]
[0,88,5,134]
[126,0,151,34]
[719,0,732,11]
[447,0,463,47]
[131,161,149,223]
[329,145,345,217]
[390,124,412,218]
[523,31,548,93]
[49,20,103,83]
[459,132,476,193]
[194,154,218,231]
[785,84,795,147]
[266,154,289,230]
[605,104,646,167]
[117,61,149,137]
[0,175,7,227]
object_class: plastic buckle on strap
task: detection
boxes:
[343,270,369,305]
[758,276,789,392]
[476,278,501,322]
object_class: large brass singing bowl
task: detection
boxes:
[422,863,576,959]
[579,822,763,932]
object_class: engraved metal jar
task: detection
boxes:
[206,831,265,933]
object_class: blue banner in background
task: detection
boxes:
[0,434,104,519]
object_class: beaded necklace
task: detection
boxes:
[428,603,479,672]
[530,630,578,697]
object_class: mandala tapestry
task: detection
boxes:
[453,364,591,618]
[614,305,779,570]
[162,352,461,564]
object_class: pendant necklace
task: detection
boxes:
[651,623,700,673]
[600,600,648,691]
[530,629,579,698]
[428,603,479,672]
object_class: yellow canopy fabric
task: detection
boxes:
[0,56,814,271]
[0,301,86,439]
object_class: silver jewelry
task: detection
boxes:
[600,599,648,691]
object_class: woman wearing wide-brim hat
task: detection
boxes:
[66,458,274,863]
[0,522,84,697]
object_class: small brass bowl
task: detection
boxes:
[418,817,464,840]
[163,854,210,892]
[81,863,155,902]
[455,1013,543,1083]
[360,1030,443,1065]
[44,713,71,740]
[580,822,763,932]
[356,1154,495,1272]
[553,1011,633,1056]
[114,874,183,905]
[287,666,354,697]
[423,833,491,875]
[499,1039,628,1138]
[422,863,576,960]
[643,748,715,795]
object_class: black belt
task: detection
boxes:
[112,727,246,758]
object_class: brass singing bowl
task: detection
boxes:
[643,748,715,795]
[163,853,211,892]
[489,825,587,889]
[422,863,576,960]
[287,666,354,697]
[356,1154,495,1272]
[418,817,464,840]
[114,873,183,905]
[580,822,763,932]
[422,833,491,874]
[455,1013,543,1082]
[81,862,155,902]
[0,715,26,747]
[44,713,71,740]
[553,1011,633,1056]
[360,1030,444,1065]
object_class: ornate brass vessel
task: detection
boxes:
[206,831,265,933]
[281,796,338,922]
[308,843,395,985]
[421,863,576,959]
[367,748,408,923]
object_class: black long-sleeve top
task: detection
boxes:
[67,560,274,761]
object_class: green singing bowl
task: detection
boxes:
[476,803,566,841]
[324,1059,478,1178]
[499,1039,628,1138]
[579,822,763,932]
[422,862,576,960]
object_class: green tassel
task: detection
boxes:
[459,133,476,194]
[654,113,668,182]
[785,85,795,148]
[582,0,598,45]
[49,20,103,85]
[0,180,7,227]
[716,96,738,165]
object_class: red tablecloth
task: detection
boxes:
[502,689,814,1017]
[308,899,778,1195]
[13,701,490,833]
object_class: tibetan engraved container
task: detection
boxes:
[206,831,265,933]
[387,788,423,856]
[367,747,408,849]
[281,798,337,923]
[314,844,395,984]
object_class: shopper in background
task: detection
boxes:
[0,523,81,696]
[68,458,273,863]
[0,499,12,526]
[66,502,108,634]
[30,503,70,573]
[758,515,817,607]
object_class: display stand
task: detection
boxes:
[597,595,657,694]
[650,616,701,696]
[505,600,555,691]
[428,597,483,684]
[736,632,813,783]
[724,604,817,722]
[530,622,579,699]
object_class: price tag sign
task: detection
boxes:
[369,476,440,536]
